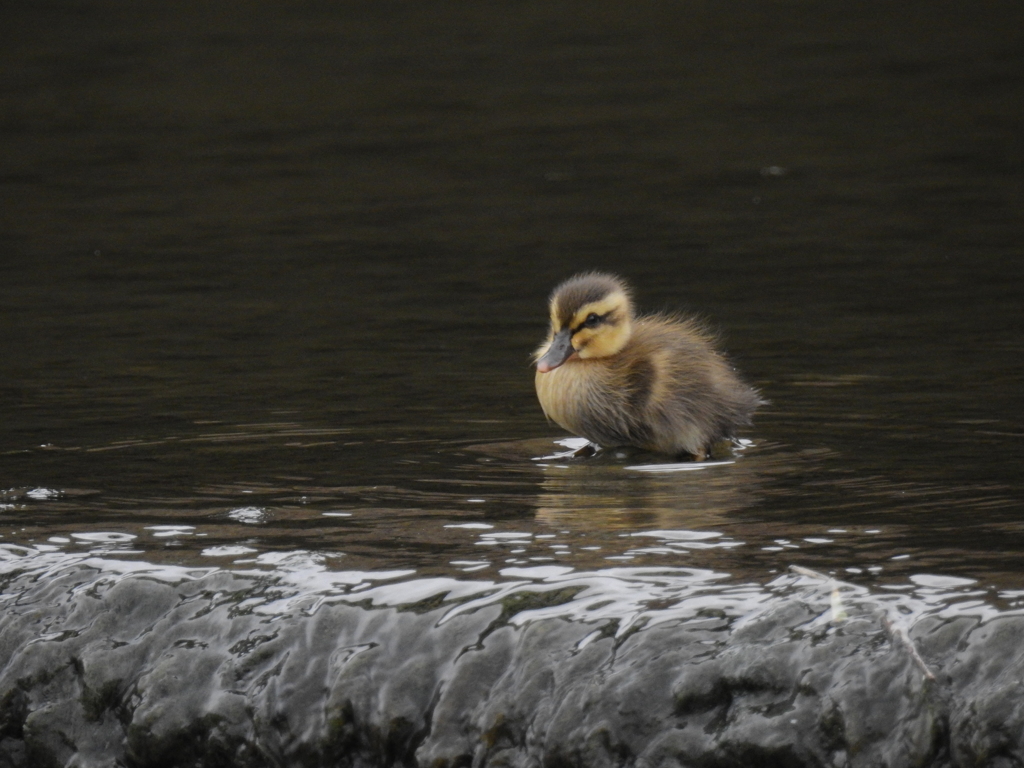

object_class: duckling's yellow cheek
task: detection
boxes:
[571,328,595,355]
[577,323,630,359]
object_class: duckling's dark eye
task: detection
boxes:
[584,313,601,328]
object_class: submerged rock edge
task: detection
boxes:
[0,564,1021,768]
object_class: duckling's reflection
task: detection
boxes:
[532,449,761,531]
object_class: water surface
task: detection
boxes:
[2,0,1023,634]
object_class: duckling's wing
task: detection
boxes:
[632,317,753,455]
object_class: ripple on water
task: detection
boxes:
[1,544,1019,631]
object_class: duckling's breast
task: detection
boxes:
[535,360,634,447]
[535,361,588,434]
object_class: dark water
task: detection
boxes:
[3,0,1022,589]
[1,1,1024,765]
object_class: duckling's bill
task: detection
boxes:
[536,328,576,373]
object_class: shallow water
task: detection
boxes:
[2,0,1023,619]
[1,1,1023,764]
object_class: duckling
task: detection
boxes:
[534,272,763,460]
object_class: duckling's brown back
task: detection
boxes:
[625,316,762,457]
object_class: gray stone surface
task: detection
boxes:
[1,562,1022,768]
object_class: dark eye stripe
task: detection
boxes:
[572,312,609,334]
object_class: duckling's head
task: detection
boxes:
[536,272,634,372]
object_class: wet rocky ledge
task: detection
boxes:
[1,553,1022,768]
